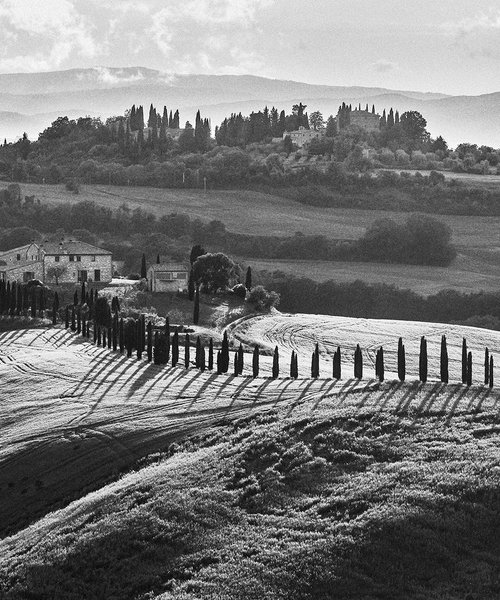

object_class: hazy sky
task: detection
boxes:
[0,0,499,95]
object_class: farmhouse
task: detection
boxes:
[0,240,113,284]
[283,126,325,148]
[148,262,189,293]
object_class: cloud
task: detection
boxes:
[177,0,274,24]
[0,0,98,71]
[372,59,398,73]
[441,11,500,35]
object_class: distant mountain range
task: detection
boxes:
[0,66,497,147]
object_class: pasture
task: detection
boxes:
[5,180,500,294]
[1,315,498,537]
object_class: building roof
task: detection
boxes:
[40,241,112,255]
[148,263,188,272]
[0,243,37,257]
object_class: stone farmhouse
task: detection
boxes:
[148,263,189,293]
[0,240,113,284]
[283,126,325,148]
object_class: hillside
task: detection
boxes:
[0,317,499,599]
[0,67,498,145]
[6,181,500,296]
[1,315,499,537]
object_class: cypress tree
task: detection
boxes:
[140,314,146,353]
[200,346,206,372]
[73,289,78,306]
[397,338,406,382]
[147,321,153,362]
[234,352,239,376]
[313,343,320,378]
[484,348,490,385]
[154,333,168,365]
[290,351,297,378]
[184,333,190,368]
[156,253,160,264]
[419,336,428,383]
[221,331,230,373]
[70,307,76,331]
[188,268,195,301]
[119,318,124,353]
[97,326,102,347]
[52,292,59,324]
[208,338,214,370]
[293,352,299,379]
[462,338,468,384]
[375,349,380,379]
[378,347,385,382]
[93,319,97,343]
[489,356,494,389]
[81,314,86,338]
[112,314,118,350]
[467,351,473,386]
[217,350,222,374]
[196,336,202,368]
[252,345,259,378]
[102,327,107,348]
[333,347,341,379]
[136,319,142,360]
[237,343,244,375]
[64,305,69,328]
[193,285,200,324]
[440,335,449,383]
[76,309,81,334]
[172,331,179,366]
[354,345,363,379]
[86,320,90,338]
[272,346,279,379]
[108,325,112,348]
[245,266,252,290]
[31,287,36,318]
[140,254,147,279]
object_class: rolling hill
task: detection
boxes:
[0,315,499,599]
[0,67,498,146]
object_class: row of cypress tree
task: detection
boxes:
[62,302,495,387]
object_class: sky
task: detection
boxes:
[0,0,499,95]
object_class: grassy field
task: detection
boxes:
[1,323,500,599]
[6,180,500,245]
[249,247,500,295]
[5,180,500,294]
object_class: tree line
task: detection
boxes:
[54,290,495,388]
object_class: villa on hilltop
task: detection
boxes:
[282,126,325,148]
[0,240,113,284]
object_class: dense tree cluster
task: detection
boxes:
[215,103,309,146]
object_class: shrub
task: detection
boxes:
[246,286,280,312]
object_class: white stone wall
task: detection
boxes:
[44,254,113,283]
[1,261,44,282]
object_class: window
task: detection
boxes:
[78,270,88,283]
[91,255,96,262]
[55,255,60,262]
[94,269,101,282]
[23,271,35,282]
[69,255,74,262]
[176,272,187,280]
[16,254,21,261]
[76,255,81,262]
